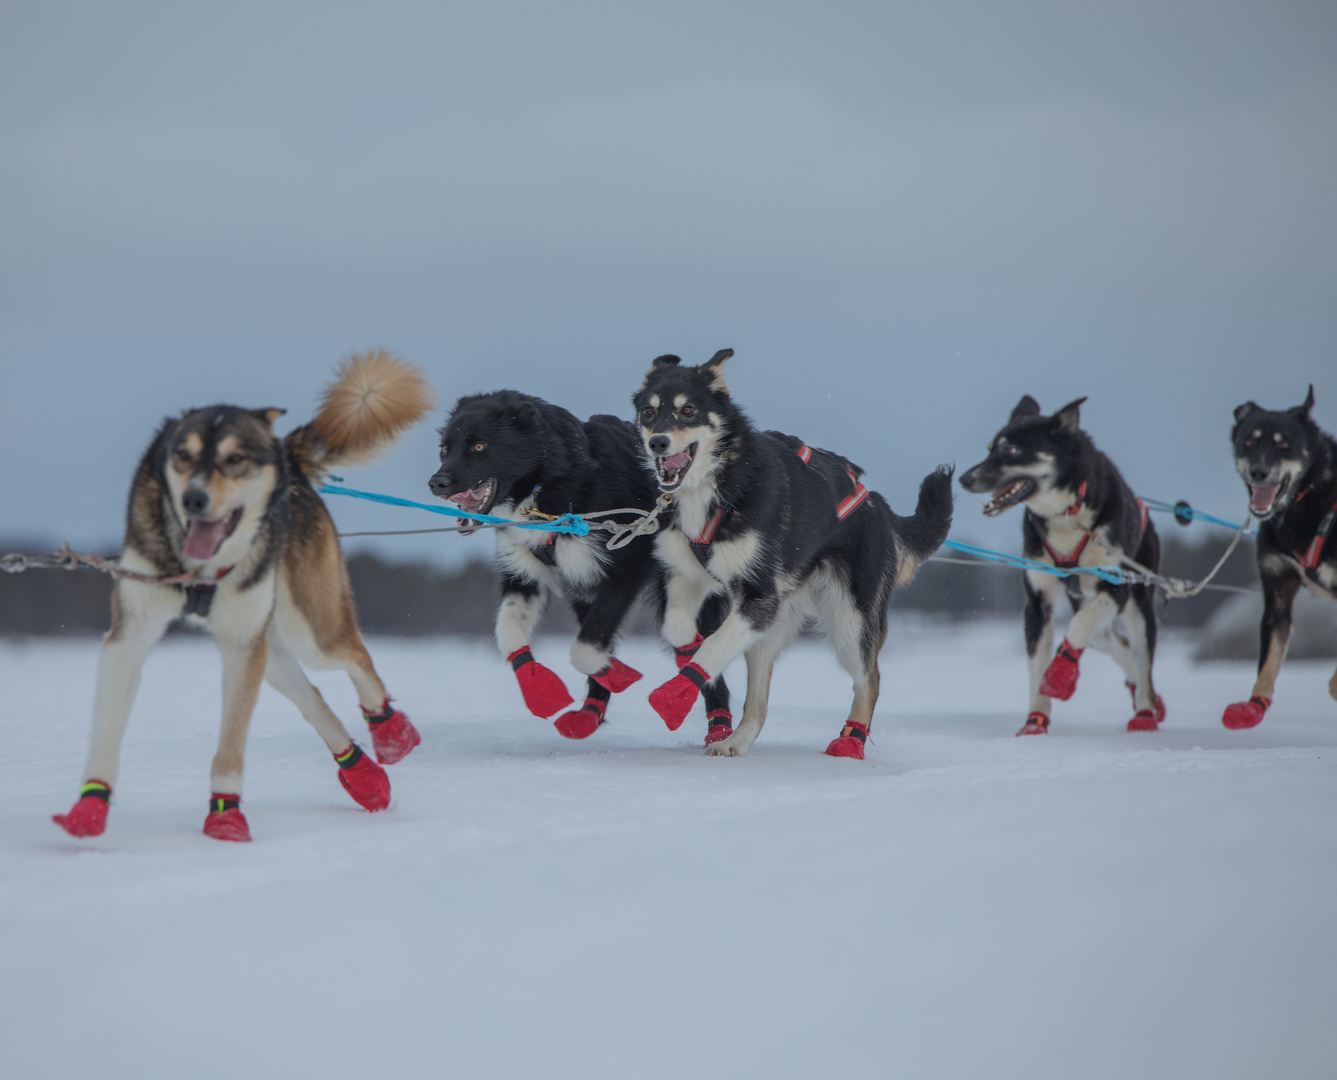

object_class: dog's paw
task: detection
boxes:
[52,792,110,838]
[1039,641,1083,700]
[509,648,575,718]
[649,664,706,731]
[203,806,252,842]
[335,745,391,811]
[554,701,604,740]
[1126,709,1160,732]
[706,736,747,757]
[1016,712,1050,736]
[367,708,421,765]
[1222,696,1269,730]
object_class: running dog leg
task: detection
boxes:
[263,632,390,812]
[327,635,419,766]
[201,626,270,841]
[1223,560,1302,729]
[660,566,720,650]
[1122,585,1163,731]
[1020,573,1061,734]
[706,599,802,756]
[650,602,765,732]
[52,582,178,837]
[497,572,572,718]
[1038,584,1118,703]
[555,584,646,741]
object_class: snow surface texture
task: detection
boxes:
[3,624,1335,1080]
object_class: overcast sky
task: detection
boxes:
[2,1,1334,565]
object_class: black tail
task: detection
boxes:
[893,465,954,578]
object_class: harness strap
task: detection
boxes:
[1299,500,1337,572]
[1042,532,1091,570]
[181,565,233,617]
[689,509,726,567]
[795,443,869,520]
[1061,481,1088,516]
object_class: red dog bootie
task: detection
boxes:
[1223,695,1270,730]
[202,794,252,842]
[52,780,111,837]
[704,709,734,746]
[590,657,642,694]
[673,633,705,669]
[362,698,421,765]
[1039,640,1084,701]
[1125,682,1166,725]
[1016,712,1050,736]
[554,697,607,740]
[508,647,574,718]
[334,743,391,811]
[1126,709,1160,732]
[649,662,709,731]
[825,721,869,759]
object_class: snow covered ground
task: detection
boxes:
[2,623,1335,1080]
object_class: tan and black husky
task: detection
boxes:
[53,351,433,842]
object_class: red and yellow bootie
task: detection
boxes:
[1016,712,1050,736]
[52,780,111,837]
[334,743,391,812]
[203,793,252,842]
[704,709,734,746]
[363,697,421,765]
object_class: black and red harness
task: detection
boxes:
[1290,487,1337,585]
[686,441,870,569]
[181,565,233,617]
[1035,482,1148,579]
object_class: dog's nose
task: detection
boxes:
[182,489,209,516]
[648,435,671,456]
[428,471,453,497]
[1248,464,1271,483]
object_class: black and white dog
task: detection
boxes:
[1223,387,1337,729]
[428,390,734,741]
[633,350,952,759]
[960,396,1164,735]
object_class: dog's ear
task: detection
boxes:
[1010,395,1041,422]
[1233,401,1260,425]
[509,402,544,432]
[250,408,287,426]
[1052,397,1087,433]
[651,354,681,368]
[703,348,733,393]
[1290,385,1315,419]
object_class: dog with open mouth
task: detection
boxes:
[1222,386,1337,729]
[959,395,1164,735]
[52,351,433,843]
[428,389,735,742]
[634,349,953,759]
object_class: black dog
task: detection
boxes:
[632,350,952,759]
[428,390,733,741]
[959,396,1164,735]
[1224,386,1337,728]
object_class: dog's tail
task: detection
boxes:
[286,350,434,481]
[891,464,954,586]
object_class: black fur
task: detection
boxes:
[960,395,1161,729]
[428,389,732,726]
[633,350,952,753]
[1229,389,1337,712]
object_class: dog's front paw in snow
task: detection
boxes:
[706,737,747,757]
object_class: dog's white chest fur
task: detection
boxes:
[496,527,607,591]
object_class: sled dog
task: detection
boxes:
[53,351,433,842]
[428,390,734,742]
[1222,387,1337,728]
[634,349,952,759]
[959,395,1163,735]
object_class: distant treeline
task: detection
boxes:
[0,531,1258,637]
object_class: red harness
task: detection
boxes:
[1038,485,1148,573]
[795,443,869,521]
[1296,492,1337,573]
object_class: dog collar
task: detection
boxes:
[1061,481,1088,516]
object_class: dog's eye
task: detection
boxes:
[174,448,191,463]
[225,453,245,467]
[1278,441,1289,450]
[999,444,1017,458]
[471,442,486,453]
[679,404,696,419]
[641,406,656,422]
[440,445,449,459]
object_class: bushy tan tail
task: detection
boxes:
[287,350,434,480]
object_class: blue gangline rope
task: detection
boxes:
[319,481,1246,586]
[318,483,590,535]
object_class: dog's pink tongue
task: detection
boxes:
[663,451,692,473]
[1250,484,1279,514]
[183,518,230,561]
